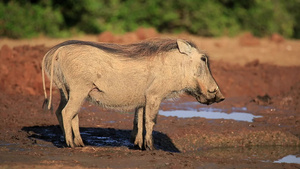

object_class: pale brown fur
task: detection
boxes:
[41,38,224,150]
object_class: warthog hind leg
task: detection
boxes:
[62,86,89,147]
[55,89,68,135]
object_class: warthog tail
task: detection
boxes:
[42,51,50,111]
[41,49,59,112]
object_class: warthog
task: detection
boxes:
[42,38,224,150]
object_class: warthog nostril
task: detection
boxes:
[208,87,218,93]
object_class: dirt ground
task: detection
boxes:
[0,30,300,168]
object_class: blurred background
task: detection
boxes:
[1,0,300,39]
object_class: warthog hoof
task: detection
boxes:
[74,137,85,147]
[132,135,143,150]
[144,138,156,151]
[66,139,75,148]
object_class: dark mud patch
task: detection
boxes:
[21,125,180,152]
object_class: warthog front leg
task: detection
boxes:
[144,96,160,150]
[72,114,84,147]
[131,107,144,149]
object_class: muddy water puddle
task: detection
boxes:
[159,109,262,122]
[160,101,262,122]
[274,155,300,164]
[193,146,300,164]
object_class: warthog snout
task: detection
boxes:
[194,88,225,105]
[193,78,225,105]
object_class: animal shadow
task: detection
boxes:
[22,125,180,152]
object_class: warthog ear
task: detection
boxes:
[177,39,192,55]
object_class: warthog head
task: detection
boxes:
[177,39,225,105]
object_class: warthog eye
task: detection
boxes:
[201,57,206,62]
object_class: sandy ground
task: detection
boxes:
[0,30,300,168]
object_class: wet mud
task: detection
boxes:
[0,33,300,168]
